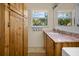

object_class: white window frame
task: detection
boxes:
[31,10,48,27]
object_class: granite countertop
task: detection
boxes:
[43,30,79,43]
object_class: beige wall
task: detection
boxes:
[27,3,54,48]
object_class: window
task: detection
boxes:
[32,10,48,26]
[57,12,72,26]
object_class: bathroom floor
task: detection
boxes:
[28,48,46,56]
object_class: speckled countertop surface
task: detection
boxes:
[43,30,79,43]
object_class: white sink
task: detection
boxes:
[62,47,79,56]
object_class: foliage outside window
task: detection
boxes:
[32,10,48,26]
[57,12,72,26]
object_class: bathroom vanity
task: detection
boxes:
[43,30,79,56]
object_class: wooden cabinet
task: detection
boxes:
[46,35,55,56]
[9,3,24,14]
[44,31,79,56]
[44,32,55,56]
[54,42,79,56]
[0,3,28,56]
[9,11,24,56]
[0,4,6,56]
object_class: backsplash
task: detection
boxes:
[53,26,79,38]
[54,26,79,34]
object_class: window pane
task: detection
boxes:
[57,12,72,26]
[32,11,48,26]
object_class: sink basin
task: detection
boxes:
[62,47,79,56]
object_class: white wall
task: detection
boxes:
[75,4,79,26]
[27,3,54,48]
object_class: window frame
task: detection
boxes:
[57,11,72,26]
[31,10,48,27]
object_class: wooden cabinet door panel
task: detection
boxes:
[9,11,23,56]
[46,36,55,56]
[9,11,15,55]
[0,3,28,56]
[0,4,5,56]
[10,3,23,14]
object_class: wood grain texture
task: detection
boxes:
[9,9,23,56]
[4,4,10,56]
[9,3,28,56]
[9,11,15,55]
[0,3,28,56]
[0,4,5,56]
[9,3,24,16]
[55,43,62,56]
[46,35,55,56]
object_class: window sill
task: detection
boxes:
[32,26,48,31]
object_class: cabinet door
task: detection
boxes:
[9,11,23,56]
[46,37,49,55]
[10,3,23,14]
[46,36,51,56]
[46,36,54,56]
[0,3,28,56]
[49,38,55,56]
